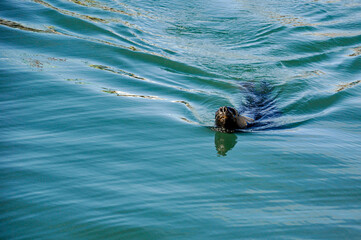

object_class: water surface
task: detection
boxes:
[1,0,361,239]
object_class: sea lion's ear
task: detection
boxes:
[244,116,254,124]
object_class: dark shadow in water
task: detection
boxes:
[238,81,282,131]
[214,132,237,156]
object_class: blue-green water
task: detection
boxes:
[1,0,361,239]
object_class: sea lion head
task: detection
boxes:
[215,106,239,131]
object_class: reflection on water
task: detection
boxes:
[102,88,166,100]
[336,79,361,92]
[349,46,361,56]
[33,0,108,23]
[0,18,54,33]
[214,131,237,156]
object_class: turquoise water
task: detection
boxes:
[1,0,361,239]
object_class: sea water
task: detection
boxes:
[1,0,361,239]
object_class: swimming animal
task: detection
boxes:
[215,106,254,132]
[214,82,280,133]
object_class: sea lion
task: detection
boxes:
[215,106,254,132]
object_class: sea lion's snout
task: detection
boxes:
[215,106,239,130]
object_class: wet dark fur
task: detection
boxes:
[215,106,239,132]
